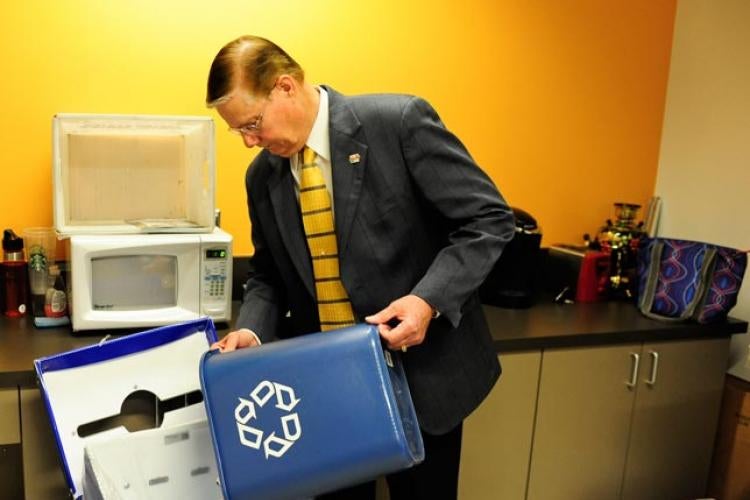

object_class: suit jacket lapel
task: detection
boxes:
[326,86,367,257]
[262,87,365,300]
[266,155,315,298]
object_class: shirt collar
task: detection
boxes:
[306,87,330,161]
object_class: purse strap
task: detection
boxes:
[638,240,670,320]
[638,240,718,321]
[686,246,719,320]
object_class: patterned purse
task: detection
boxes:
[637,238,748,323]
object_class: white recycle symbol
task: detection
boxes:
[234,380,302,459]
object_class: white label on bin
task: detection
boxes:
[234,380,302,459]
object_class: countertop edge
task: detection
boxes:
[496,326,744,352]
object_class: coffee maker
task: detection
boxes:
[480,207,542,308]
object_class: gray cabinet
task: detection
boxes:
[527,337,729,500]
[528,343,636,499]
[459,351,542,500]
[20,388,69,500]
[621,339,729,499]
[1,387,23,499]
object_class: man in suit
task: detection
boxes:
[206,35,515,499]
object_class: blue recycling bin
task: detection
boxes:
[200,323,425,500]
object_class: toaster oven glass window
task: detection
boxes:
[91,255,177,310]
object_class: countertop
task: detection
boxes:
[1,299,747,389]
[483,298,747,351]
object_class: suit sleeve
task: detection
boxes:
[234,165,286,343]
[400,96,516,328]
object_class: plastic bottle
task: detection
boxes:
[2,229,28,317]
[44,264,67,318]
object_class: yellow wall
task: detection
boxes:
[0,0,676,255]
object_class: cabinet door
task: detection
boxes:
[621,337,729,500]
[459,351,542,500]
[1,387,23,499]
[0,388,21,444]
[528,344,640,500]
[20,388,70,500]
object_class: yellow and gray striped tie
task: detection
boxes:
[299,147,356,331]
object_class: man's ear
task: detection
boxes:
[276,74,297,96]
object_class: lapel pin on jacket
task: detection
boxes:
[348,153,361,164]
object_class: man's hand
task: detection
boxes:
[365,294,433,351]
[210,328,260,353]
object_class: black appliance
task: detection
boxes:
[480,207,542,308]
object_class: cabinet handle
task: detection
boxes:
[645,350,659,386]
[625,352,640,389]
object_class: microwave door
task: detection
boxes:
[92,255,177,310]
[71,235,201,330]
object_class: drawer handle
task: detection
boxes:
[625,352,640,389]
[645,351,659,386]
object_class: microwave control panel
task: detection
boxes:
[201,245,231,319]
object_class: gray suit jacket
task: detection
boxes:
[236,86,515,434]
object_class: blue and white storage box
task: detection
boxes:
[200,323,425,500]
[34,318,219,500]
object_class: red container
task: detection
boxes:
[3,229,28,317]
[3,260,28,317]
[575,250,610,302]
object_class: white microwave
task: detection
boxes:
[69,229,232,331]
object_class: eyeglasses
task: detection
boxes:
[227,88,274,137]
[227,107,266,136]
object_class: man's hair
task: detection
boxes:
[206,35,304,108]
